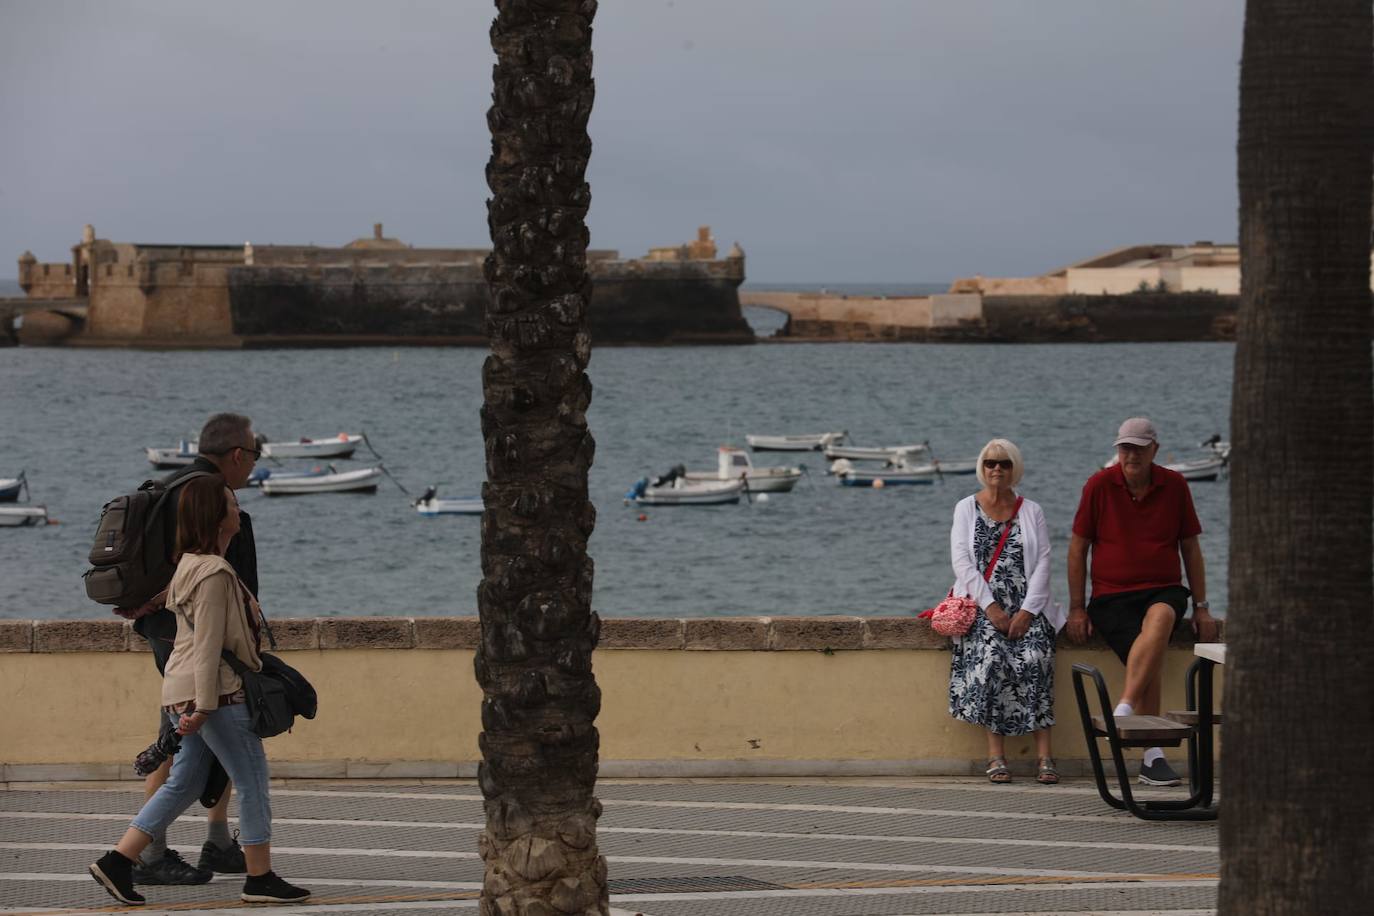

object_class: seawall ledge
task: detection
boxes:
[0,615,1218,653]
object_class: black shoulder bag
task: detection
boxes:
[175,585,318,739]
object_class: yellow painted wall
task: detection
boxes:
[0,645,1216,776]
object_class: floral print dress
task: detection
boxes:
[948,504,1056,736]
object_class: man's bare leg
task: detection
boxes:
[1119,603,1175,709]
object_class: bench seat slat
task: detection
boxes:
[1090,714,1194,746]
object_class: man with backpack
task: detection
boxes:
[106,413,261,885]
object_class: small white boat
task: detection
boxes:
[824,443,929,462]
[260,466,382,496]
[414,486,483,517]
[146,440,198,469]
[746,431,846,452]
[0,505,48,527]
[1103,453,1227,481]
[626,467,744,505]
[1167,455,1227,481]
[247,465,330,488]
[683,447,802,494]
[261,433,364,460]
[830,457,938,487]
[0,472,26,503]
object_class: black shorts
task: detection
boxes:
[1086,585,1190,663]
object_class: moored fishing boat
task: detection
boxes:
[625,466,745,506]
[260,466,382,496]
[683,447,802,493]
[247,465,330,488]
[829,457,939,487]
[746,431,846,452]
[0,505,48,527]
[414,486,484,516]
[145,440,198,469]
[261,433,364,460]
[0,472,26,503]
[823,443,929,462]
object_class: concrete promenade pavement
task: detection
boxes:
[0,776,1219,915]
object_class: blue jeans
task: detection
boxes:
[131,703,273,846]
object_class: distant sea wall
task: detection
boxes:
[0,615,1218,780]
[742,289,1240,342]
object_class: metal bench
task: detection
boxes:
[1071,663,1218,821]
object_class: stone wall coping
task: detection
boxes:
[0,616,1221,653]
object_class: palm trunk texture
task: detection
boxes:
[1224,1,1373,911]
[477,2,607,914]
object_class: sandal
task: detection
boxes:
[985,757,1012,784]
[1036,757,1060,785]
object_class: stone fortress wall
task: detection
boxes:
[13,224,752,347]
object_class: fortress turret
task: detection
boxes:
[17,250,37,292]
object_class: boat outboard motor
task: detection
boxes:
[828,458,852,477]
[652,464,687,488]
[416,485,438,507]
[625,478,649,502]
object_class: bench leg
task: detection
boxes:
[1072,663,1217,821]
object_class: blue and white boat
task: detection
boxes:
[146,440,198,469]
[625,466,745,505]
[414,486,484,517]
[0,472,26,503]
[248,465,330,488]
[830,457,939,487]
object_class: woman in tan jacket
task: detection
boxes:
[90,477,309,906]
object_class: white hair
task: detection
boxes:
[975,438,1024,487]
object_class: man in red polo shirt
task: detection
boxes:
[1066,417,1220,787]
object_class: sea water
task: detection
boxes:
[0,336,1231,619]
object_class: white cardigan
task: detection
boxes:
[949,493,1065,632]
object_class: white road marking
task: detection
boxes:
[0,812,1216,854]
[0,847,1182,881]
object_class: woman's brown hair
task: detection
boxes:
[175,475,230,560]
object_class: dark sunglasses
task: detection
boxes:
[982,459,1013,470]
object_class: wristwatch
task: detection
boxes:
[1193,600,1210,611]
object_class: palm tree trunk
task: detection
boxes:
[1223,1,1374,912]
[478,1,606,914]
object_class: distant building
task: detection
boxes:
[951,241,1374,297]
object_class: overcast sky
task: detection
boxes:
[1,0,1244,284]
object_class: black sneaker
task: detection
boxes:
[241,871,311,904]
[89,850,146,906]
[1138,757,1184,787]
[132,848,212,885]
[199,831,247,874]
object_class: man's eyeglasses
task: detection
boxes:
[982,459,1013,470]
[237,445,262,460]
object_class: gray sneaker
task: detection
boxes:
[1138,757,1183,787]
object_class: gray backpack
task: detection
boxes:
[83,471,213,610]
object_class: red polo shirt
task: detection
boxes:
[1071,464,1202,598]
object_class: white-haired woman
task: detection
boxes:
[947,438,1065,784]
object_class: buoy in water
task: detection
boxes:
[872,478,886,489]
[756,493,769,502]
[637,513,648,522]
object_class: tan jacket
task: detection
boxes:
[162,553,263,712]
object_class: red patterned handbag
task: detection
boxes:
[919,497,1023,637]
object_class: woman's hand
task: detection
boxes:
[176,710,209,736]
[985,602,1011,634]
[1007,609,1034,640]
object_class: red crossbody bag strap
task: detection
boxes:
[981,496,1024,581]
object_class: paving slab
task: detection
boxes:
[0,777,1218,915]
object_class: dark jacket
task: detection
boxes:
[133,457,258,671]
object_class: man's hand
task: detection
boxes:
[1007,609,1034,640]
[1192,608,1220,643]
[1065,606,1092,643]
[985,602,1011,635]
